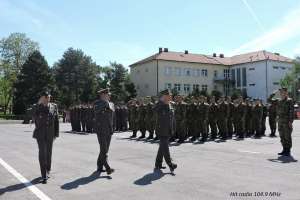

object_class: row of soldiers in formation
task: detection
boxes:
[69,95,278,142]
[127,95,278,143]
[69,104,129,133]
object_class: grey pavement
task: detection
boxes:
[0,122,299,200]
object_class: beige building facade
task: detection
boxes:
[130,48,293,102]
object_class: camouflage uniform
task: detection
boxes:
[234,102,247,139]
[175,101,187,143]
[245,101,253,137]
[261,104,267,136]
[277,97,294,154]
[198,102,209,142]
[252,103,263,137]
[209,102,218,139]
[189,102,199,141]
[145,102,155,139]
[217,101,229,140]
[129,103,139,138]
[138,104,147,138]
[268,100,278,137]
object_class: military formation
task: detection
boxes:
[69,104,129,133]
[127,94,281,143]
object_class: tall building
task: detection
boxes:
[129,48,293,102]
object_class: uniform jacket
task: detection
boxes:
[154,101,175,137]
[277,98,294,123]
[94,99,115,135]
[33,103,59,140]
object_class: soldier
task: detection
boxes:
[138,101,147,138]
[198,95,209,142]
[189,97,199,142]
[245,98,253,137]
[209,96,218,140]
[268,99,278,137]
[175,95,187,143]
[226,96,235,138]
[129,100,139,138]
[115,105,121,132]
[234,96,247,139]
[145,97,155,139]
[261,101,268,136]
[120,105,129,131]
[252,99,263,138]
[32,91,59,184]
[94,88,115,175]
[217,96,229,140]
[277,87,294,157]
[154,89,177,172]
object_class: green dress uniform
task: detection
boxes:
[277,97,294,156]
[154,100,177,171]
[94,99,115,173]
[33,103,59,181]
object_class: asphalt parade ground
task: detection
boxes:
[0,122,299,200]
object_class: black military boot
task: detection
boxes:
[147,132,154,139]
[190,136,196,142]
[154,164,166,170]
[130,131,137,138]
[278,148,286,155]
[283,148,291,157]
[106,168,115,175]
[168,163,177,172]
[139,132,145,139]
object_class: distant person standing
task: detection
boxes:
[154,89,177,172]
[32,91,59,184]
[277,87,294,157]
[94,88,115,175]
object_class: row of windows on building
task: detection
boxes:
[164,67,208,77]
[165,83,208,93]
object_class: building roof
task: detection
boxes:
[129,50,293,67]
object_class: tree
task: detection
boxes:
[280,58,300,99]
[108,62,127,102]
[13,51,54,114]
[124,76,137,101]
[53,48,99,108]
[0,33,39,114]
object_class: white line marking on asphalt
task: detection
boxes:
[237,150,261,154]
[0,158,52,200]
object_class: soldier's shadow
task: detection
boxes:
[267,155,298,163]
[134,169,174,186]
[0,177,41,195]
[61,171,111,190]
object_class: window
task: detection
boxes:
[224,69,230,78]
[174,83,181,91]
[201,69,208,77]
[273,82,279,85]
[193,84,199,91]
[249,68,255,71]
[237,68,241,87]
[242,68,247,87]
[231,69,236,81]
[281,67,286,70]
[164,66,172,76]
[195,69,201,77]
[202,84,208,91]
[214,70,218,77]
[273,66,279,69]
[165,83,172,89]
[174,67,181,76]
[249,83,255,86]
[184,68,191,76]
[184,84,191,94]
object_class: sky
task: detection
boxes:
[1,0,300,67]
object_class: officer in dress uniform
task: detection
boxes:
[94,88,115,175]
[32,91,59,184]
[154,89,177,172]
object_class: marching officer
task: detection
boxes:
[32,91,59,184]
[154,89,177,172]
[277,87,294,157]
[94,88,115,175]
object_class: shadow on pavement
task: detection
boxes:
[267,155,298,163]
[134,169,174,186]
[0,177,41,195]
[61,171,111,190]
